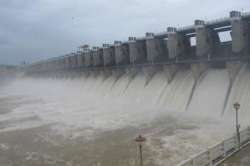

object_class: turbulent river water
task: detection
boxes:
[0,63,250,166]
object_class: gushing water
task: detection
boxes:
[0,63,250,166]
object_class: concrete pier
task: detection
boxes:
[92,47,103,67]
[69,53,78,69]
[128,37,147,65]
[114,41,130,65]
[76,51,84,68]
[65,56,71,69]
[194,20,220,58]
[230,11,249,55]
[84,51,93,67]
[145,32,166,63]
[167,27,191,60]
[56,58,63,70]
[78,45,91,68]
[103,44,115,66]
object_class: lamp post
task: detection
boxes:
[135,135,146,166]
[233,102,240,148]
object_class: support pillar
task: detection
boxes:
[92,47,103,67]
[64,56,71,69]
[114,41,130,65]
[103,44,115,66]
[167,27,190,60]
[84,50,93,68]
[128,37,147,65]
[71,54,77,69]
[145,32,166,63]
[76,51,84,68]
[195,20,220,58]
[230,11,249,55]
[79,44,90,68]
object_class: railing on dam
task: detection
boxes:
[177,126,250,166]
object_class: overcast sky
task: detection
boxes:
[0,0,249,65]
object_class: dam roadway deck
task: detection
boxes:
[219,145,250,166]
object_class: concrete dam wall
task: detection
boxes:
[25,11,250,76]
[23,62,250,115]
[23,11,250,114]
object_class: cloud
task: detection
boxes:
[0,0,249,65]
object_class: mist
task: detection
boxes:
[1,63,249,165]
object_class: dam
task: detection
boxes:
[24,10,250,115]
[26,11,250,79]
[0,11,250,166]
